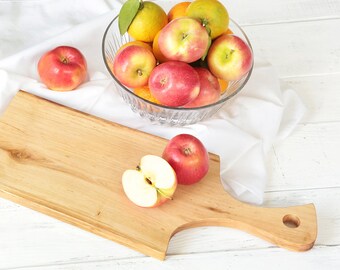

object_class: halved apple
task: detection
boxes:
[122,155,177,208]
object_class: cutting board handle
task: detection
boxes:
[177,194,317,252]
[230,200,317,251]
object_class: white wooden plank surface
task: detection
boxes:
[224,0,340,24]
[268,122,340,191]
[245,19,340,77]
[282,74,340,123]
[1,0,340,269]
[8,246,339,270]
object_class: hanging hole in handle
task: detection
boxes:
[283,214,300,228]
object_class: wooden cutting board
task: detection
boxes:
[0,91,317,260]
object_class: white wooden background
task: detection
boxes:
[0,0,340,269]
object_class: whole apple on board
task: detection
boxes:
[114,0,253,108]
[38,46,87,91]
[162,134,209,185]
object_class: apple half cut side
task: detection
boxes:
[122,155,177,208]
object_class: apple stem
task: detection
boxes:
[139,0,144,10]
[226,50,235,60]
[183,147,192,156]
[201,18,209,28]
[182,33,188,40]
[60,57,69,64]
[137,69,143,77]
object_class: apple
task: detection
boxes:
[207,34,253,81]
[148,61,200,107]
[152,30,170,63]
[162,134,209,185]
[158,17,210,63]
[186,0,229,40]
[116,40,152,55]
[122,155,177,208]
[113,45,156,88]
[167,1,191,22]
[184,67,220,108]
[37,46,87,91]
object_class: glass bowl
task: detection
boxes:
[102,15,253,126]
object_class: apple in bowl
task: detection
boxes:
[148,61,200,107]
[207,34,253,81]
[122,155,177,208]
[38,46,87,91]
[158,17,210,63]
[113,45,156,88]
[184,67,221,108]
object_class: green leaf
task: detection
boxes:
[118,0,141,36]
[201,35,212,61]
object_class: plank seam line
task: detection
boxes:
[241,16,340,27]
[279,71,340,80]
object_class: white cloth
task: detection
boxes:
[0,0,306,204]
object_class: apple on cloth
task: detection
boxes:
[0,0,306,205]
[38,46,88,91]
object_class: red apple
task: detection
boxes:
[207,34,253,81]
[158,17,210,63]
[148,61,200,107]
[184,67,221,108]
[162,134,209,185]
[38,46,87,91]
[113,45,156,88]
[122,155,177,208]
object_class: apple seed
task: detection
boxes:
[136,164,174,200]
[145,177,152,185]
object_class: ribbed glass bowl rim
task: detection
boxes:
[102,15,254,111]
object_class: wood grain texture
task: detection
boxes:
[0,91,317,260]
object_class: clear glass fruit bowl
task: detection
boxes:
[102,16,253,126]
